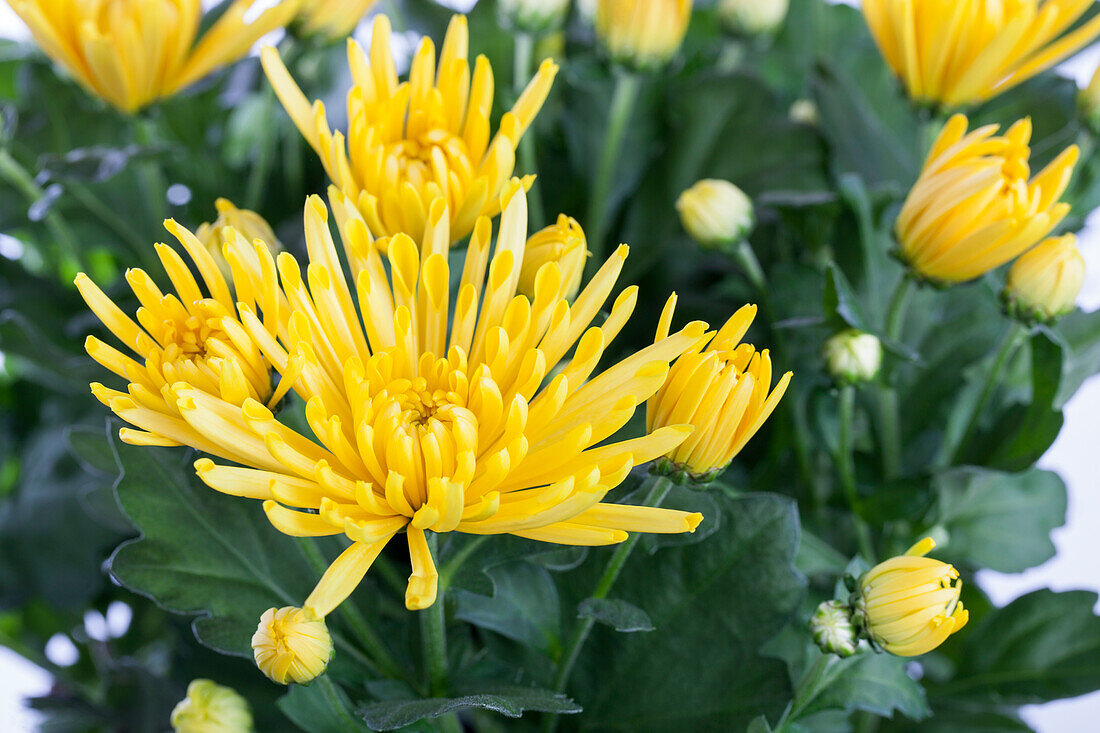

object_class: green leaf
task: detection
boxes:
[452,562,563,659]
[568,493,806,731]
[1053,308,1100,409]
[278,683,356,733]
[798,652,930,722]
[931,467,1065,573]
[356,686,582,730]
[577,598,654,633]
[824,263,870,332]
[747,715,774,733]
[103,433,318,656]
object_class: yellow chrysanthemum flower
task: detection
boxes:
[596,0,694,70]
[77,219,285,459]
[261,14,559,245]
[252,606,333,685]
[518,214,589,301]
[172,186,704,616]
[896,114,1078,285]
[296,0,377,41]
[647,302,791,478]
[170,679,253,733]
[196,198,283,281]
[856,538,969,657]
[10,0,300,113]
[862,0,1100,108]
[1005,233,1085,322]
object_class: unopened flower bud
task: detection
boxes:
[252,607,333,684]
[854,538,969,657]
[519,215,590,301]
[789,98,819,126]
[1004,234,1085,323]
[811,600,859,658]
[295,0,376,41]
[596,0,693,70]
[170,679,253,733]
[824,330,882,384]
[676,179,754,251]
[719,0,789,38]
[196,199,282,281]
[500,0,571,33]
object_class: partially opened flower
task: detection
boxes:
[862,0,1100,107]
[1004,233,1085,322]
[170,679,253,733]
[77,219,287,461]
[896,114,1078,285]
[518,215,589,301]
[178,187,704,617]
[196,198,283,281]
[596,0,694,70]
[10,0,300,113]
[647,301,791,479]
[295,0,378,41]
[261,14,559,244]
[855,538,969,657]
[252,607,333,685]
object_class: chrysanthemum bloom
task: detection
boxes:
[295,0,377,41]
[9,0,300,113]
[77,220,285,459]
[196,199,283,281]
[676,179,755,251]
[261,14,558,244]
[178,186,704,615]
[718,0,789,38]
[1004,234,1085,322]
[854,538,969,657]
[862,0,1100,108]
[252,607,332,685]
[596,0,694,70]
[896,114,1078,285]
[647,302,791,479]
[518,215,589,301]
[823,330,882,384]
[170,679,253,733]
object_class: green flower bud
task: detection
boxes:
[719,0,790,38]
[811,600,859,658]
[823,329,882,383]
[499,0,571,33]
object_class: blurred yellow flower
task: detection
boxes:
[262,14,558,245]
[252,606,332,685]
[296,0,377,40]
[179,187,704,615]
[596,0,693,70]
[856,538,969,657]
[1005,233,1085,322]
[647,301,791,478]
[896,114,1078,284]
[170,679,253,733]
[78,219,287,462]
[196,198,283,281]
[862,0,1100,107]
[518,214,589,301]
[10,0,300,113]
[676,179,755,250]
[718,0,789,38]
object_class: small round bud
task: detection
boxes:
[519,215,590,301]
[789,98,820,126]
[252,606,333,685]
[1004,234,1084,324]
[170,679,253,733]
[811,600,859,658]
[823,329,882,384]
[676,179,755,251]
[719,0,790,38]
[499,0,571,33]
[596,0,693,71]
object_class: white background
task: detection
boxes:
[0,1,1098,730]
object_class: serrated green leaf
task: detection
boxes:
[452,562,563,659]
[798,652,930,722]
[577,598,654,633]
[356,686,581,730]
[278,682,356,733]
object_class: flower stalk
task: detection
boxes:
[837,385,874,561]
[949,322,1027,464]
[876,275,913,479]
[514,31,546,230]
[420,533,462,733]
[316,674,363,733]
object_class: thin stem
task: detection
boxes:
[315,673,364,733]
[774,653,838,731]
[0,147,81,270]
[64,180,151,263]
[585,71,642,278]
[439,534,491,589]
[245,83,277,211]
[420,533,462,733]
[733,239,767,292]
[543,475,674,733]
[876,276,914,479]
[837,385,875,561]
[949,322,1026,464]
[133,115,168,230]
[514,31,546,230]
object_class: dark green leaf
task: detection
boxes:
[452,562,562,659]
[798,652,930,722]
[577,598,654,633]
[278,682,356,733]
[356,686,581,730]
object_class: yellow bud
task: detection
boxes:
[823,329,882,383]
[195,199,282,281]
[856,538,969,657]
[676,179,754,250]
[596,0,694,70]
[719,0,789,37]
[170,679,253,733]
[296,0,378,41]
[519,215,590,300]
[252,607,333,685]
[499,0,571,33]
[1004,234,1085,323]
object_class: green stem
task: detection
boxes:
[775,653,838,731]
[420,533,462,733]
[64,180,152,264]
[385,0,409,32]
[315,674,364,733]
[245,83,277,211]
[133,115,168,230]
[542,475,674,733]
[585,71,642,278]
[439,534,491,589]
[0,147,81,270]
[876,276,913,480]
[837,385,875,561]
[733,239,767,292]
[949,322,1026,464]
[514,31,546,230]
